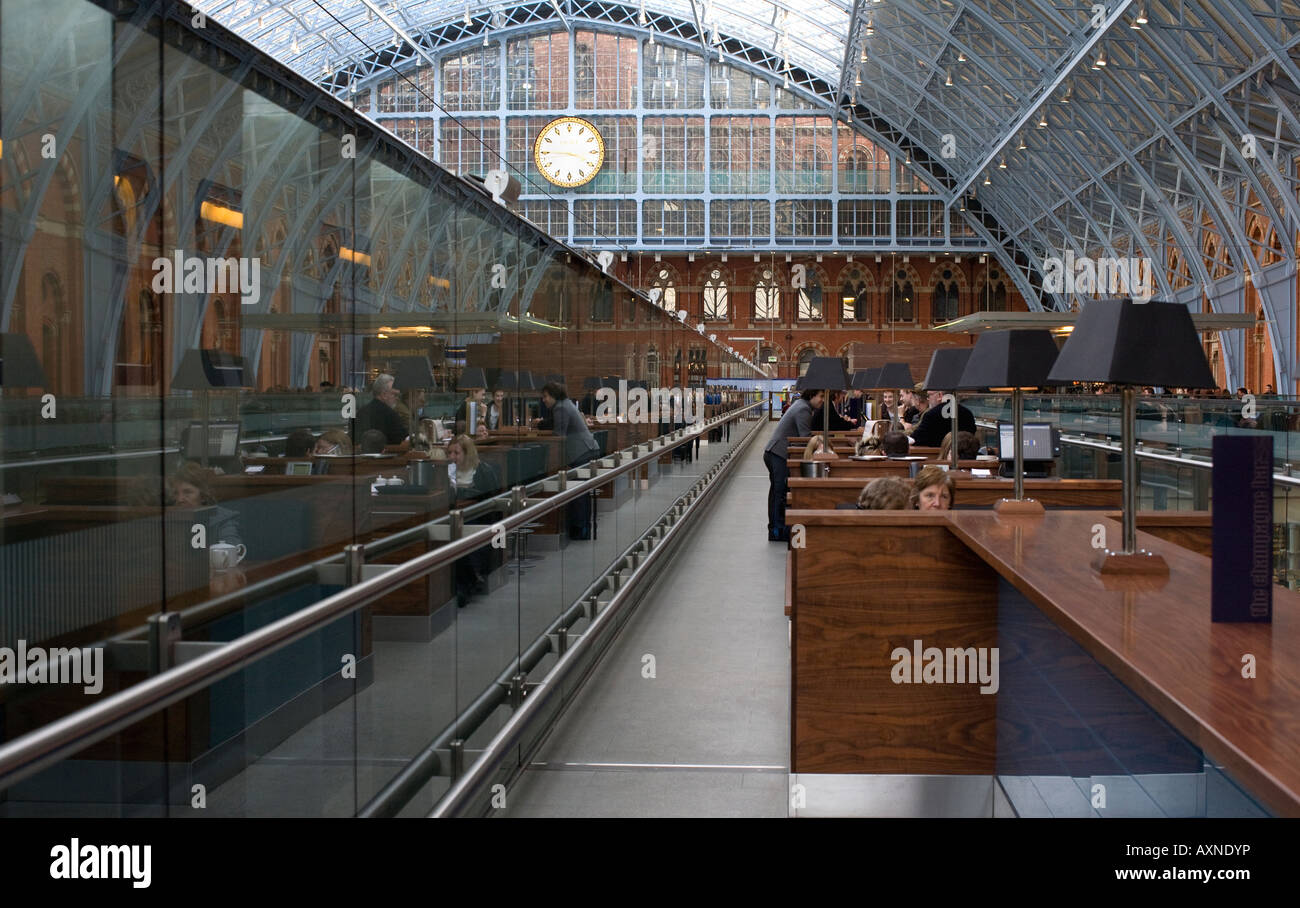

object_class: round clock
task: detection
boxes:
[533,116,605,188]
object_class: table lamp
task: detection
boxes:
[1047,299,1216,574]
[956,330,1060,515]
[802,356,850,456]
[921,348,973,471]
[393,356,435,439]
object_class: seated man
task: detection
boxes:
[356,373,408,445]
[810,390,858,431]
[360,429,389,454]
[284,428,316,457]
[909,389,975,446]
[880,431,910,457]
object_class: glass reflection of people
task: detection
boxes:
[534,381,601,539]
[313,429,351,455]
[168,461,244,549]
[454,384,490,440]
[357,373,408,445]
[446,435,501,607]
[486,388,507,430]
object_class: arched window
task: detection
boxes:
[651,267,676,311]
[932,268,960,322]
[703,267,729,320]
[892,270,915,321]
[647,345,660,386]
[797,347,818,377]
[798,272,823,321]
[754,269,780,320]
[591,279,614,322]
[759,345,777,368]
[840,267,869,322]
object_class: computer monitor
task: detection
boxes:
[285,461,313,476]
[997,422,1060,462]
[184,422,241,459]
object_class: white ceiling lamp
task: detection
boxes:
[983,172,991,185]
[1038,111,1048,128]
[957,50,966,62]
[866,18,874,36]
[290,34,300,54]
[1093,48,1107,69]
[1017,133,1026,151]
[945,70,953,87]
[1132,6,1148,28]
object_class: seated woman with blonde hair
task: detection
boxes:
[313,428,352,455]
[446,434,500,501]
[910,465,956,511]
[803,435,838,460]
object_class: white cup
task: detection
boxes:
[210,542,246,570]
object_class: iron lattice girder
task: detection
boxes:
[189,0,1300,315]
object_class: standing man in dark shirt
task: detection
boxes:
[356,373,408,446]
[909,389,975,447]
[763,387,823,542]
[536,381,601,539]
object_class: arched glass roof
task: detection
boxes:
[195,0,1300,383]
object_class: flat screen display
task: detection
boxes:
[998,422,1058,461]
[184,422,241,459]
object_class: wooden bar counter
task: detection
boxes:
[787,508,1300,816]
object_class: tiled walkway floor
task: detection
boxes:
[502,424,790,817]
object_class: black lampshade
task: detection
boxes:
[392,356,434,390]
[545,373,565,386]
[582,376,602,390]
[802,357,849,391]
[173,348,252,390]
[874,361,915,390]
[1047,299,1216,388]
[0,333,47,388]
[601,376,618,388]
[852,367,881,390]
[457,366,488,391]
[922,348,972,391]
[957,329,1060,391]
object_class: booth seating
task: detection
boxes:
[784,508,1300,817]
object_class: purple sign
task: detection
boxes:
[1211,435,1273,622]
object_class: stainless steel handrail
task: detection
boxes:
[428,402,766,816]
[0,402,764,793]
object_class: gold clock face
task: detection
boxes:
[533,117,605,188]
